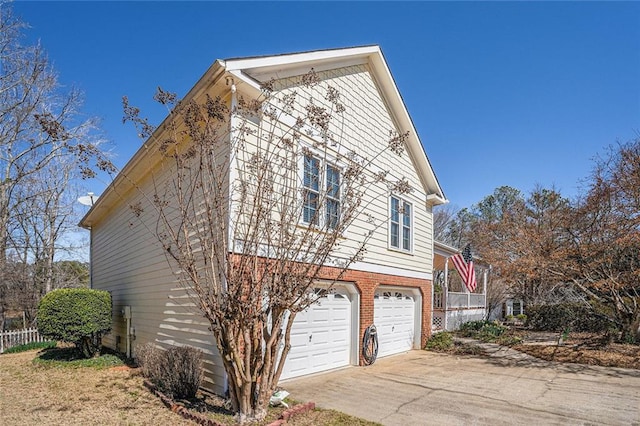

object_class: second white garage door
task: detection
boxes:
[374,289,416,357]
[280,289,352,380]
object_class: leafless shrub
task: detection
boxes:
[136,343,203,400]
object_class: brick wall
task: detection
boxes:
[316,264,432,365]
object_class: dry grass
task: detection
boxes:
[0,349,380,425]
[0,349,193,425]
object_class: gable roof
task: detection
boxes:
[81,45,446,229]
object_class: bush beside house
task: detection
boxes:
[37,288,112,358]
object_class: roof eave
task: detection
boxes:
[80,60,228,229]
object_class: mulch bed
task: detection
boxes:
[512,331,640,369]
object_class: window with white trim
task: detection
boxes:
[390,195,412,251]
[302,154,340,229]
[303,155,320,225]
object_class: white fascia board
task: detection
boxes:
[81,60,228,228]
[367,52,447,203]
[223,46,380,73]
[227,70,262,97]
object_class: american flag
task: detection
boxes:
[451,244,477,292]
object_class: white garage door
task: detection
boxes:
[280,289,352,380]
[374,289,416,357]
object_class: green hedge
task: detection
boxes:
[459,320,507,341]
[526,303,612,332]
[37,288,112,358]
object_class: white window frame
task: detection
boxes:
[300,151,342,230]
[389,194,413,253]
[302,155,321,226]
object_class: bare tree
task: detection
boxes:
[432,203,458,244]
[0,2,113,327]
[123,73,410,421]
[563,139,640,341]
[455,186,577,306]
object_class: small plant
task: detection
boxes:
[458,320,490,336]
[136,343,203,399]
[516,314,527,322]
[477,322,507,342]
[37,288,112,358]
[2,341,56,354]
[424,332,453,351]
[458,320,507,342]
[505,314,515,322]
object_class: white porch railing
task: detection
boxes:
[447,292,485,309]
[433,292,444,309]
[0,328,45,353]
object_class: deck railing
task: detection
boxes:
[433,292,485,309]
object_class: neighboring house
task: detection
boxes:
[432,241,489,331]
[80,46,447,395]
[489,298,525,321]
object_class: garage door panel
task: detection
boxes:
[374,289,416,357]
[280,291,352,380]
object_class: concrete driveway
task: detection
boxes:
[282,344,640,425]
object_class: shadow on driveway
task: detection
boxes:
[282,346,640,426]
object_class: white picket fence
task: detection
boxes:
[0,328,45,353]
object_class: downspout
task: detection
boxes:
[88,226,93,288]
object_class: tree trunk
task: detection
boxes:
[621,310,640,343]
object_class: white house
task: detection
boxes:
[80,46,447,395]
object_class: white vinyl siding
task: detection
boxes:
[270,64,434,275]
[90,142,229,396]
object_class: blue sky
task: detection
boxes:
[14,1,640,210]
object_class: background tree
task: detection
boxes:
[448,186,577,307]
[123,73,411,422]
[0,2,111,328]
[433,203,458,244]
[563,139,640,341]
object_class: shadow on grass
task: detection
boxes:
[35,346,127,369]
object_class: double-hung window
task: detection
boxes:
[390,195,412,251]
[325,164,340,229]
[303,155,320,225]
[302,154,340,229]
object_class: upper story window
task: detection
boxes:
[302,154,340,229]
[325,164,340,229]
[390,195,412,252]
[303,155,320,225]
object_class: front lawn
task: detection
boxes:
[0,348,379,425]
